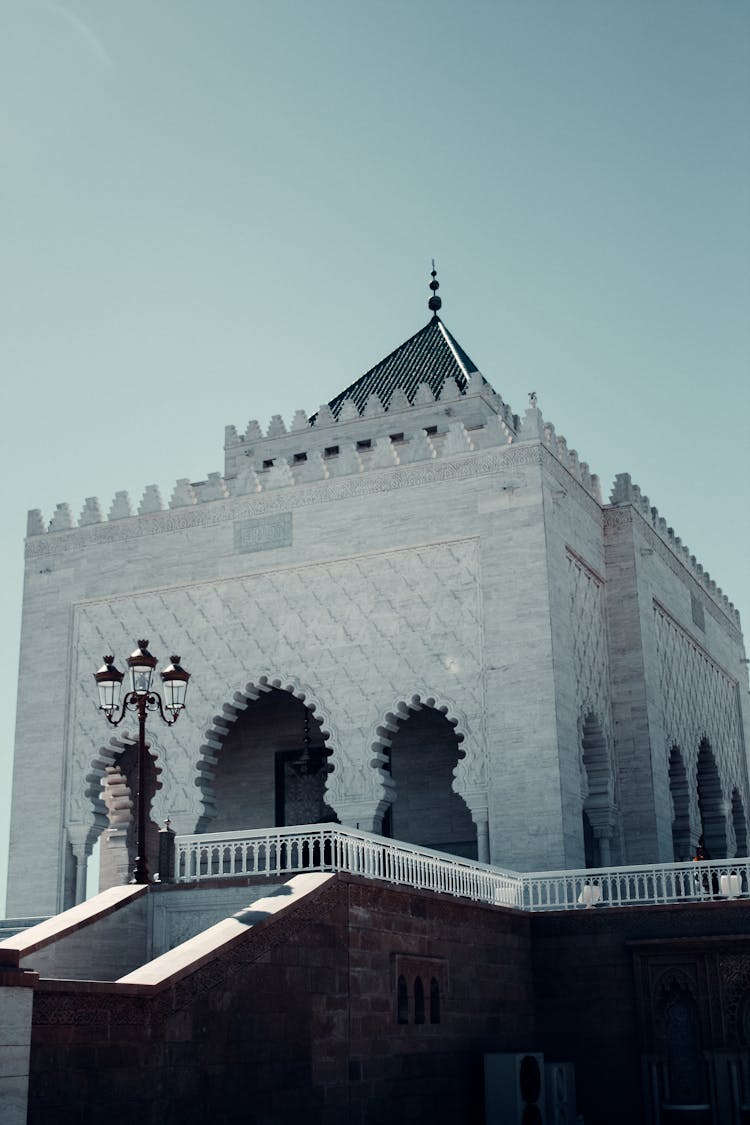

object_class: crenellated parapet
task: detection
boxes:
[607,472,740,627]
[518,399,602,504]
[25,382,614,542]
[224,374,518,480]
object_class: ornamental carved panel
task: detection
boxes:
[68,539,485,833]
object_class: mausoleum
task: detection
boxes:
[8,272,750,917]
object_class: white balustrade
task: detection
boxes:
[173,825,750,913]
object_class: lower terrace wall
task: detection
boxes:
[26,875,535,1125]
[532,900,750,1125]
[22,876,750,1125]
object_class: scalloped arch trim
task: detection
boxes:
[365,693,476,812]
[195,675,335,826]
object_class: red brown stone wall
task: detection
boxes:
[26,875,534,1125]
[26,876,750,1125]
[531,899,750,1125]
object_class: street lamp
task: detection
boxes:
[94,641,190,884]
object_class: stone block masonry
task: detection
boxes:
[9,872,750,1124]
[23,875,535,1125]
[9,309,750,915]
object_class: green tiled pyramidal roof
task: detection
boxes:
[326,315,480,419]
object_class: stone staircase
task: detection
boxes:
[0,916,49,940]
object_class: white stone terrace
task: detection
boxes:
[174,823,750,911]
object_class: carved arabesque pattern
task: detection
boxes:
[719,953,750,1046]
[567,553,615,804]
[654,605,747,843]
[567,554,611,729]
[68,540,484,839]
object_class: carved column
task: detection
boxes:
[333,799,386,834]
[472,808,491,864]
[594,826,612,866]
[73,846,88,904]
[459,792,491,863]
[587,805,619,866]
[67,826,92,905]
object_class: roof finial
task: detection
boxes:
[428,260,442,318]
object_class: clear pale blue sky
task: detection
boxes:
[1,0,748,912]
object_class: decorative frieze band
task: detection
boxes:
[25,444,543,560]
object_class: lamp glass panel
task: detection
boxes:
[130,664,153,694]
[162,679,176,710]
[97,678,122,711]
[163,677,188,710]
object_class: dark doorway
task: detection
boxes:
[207,688,337,832]
[696,740,726,858]
[386,704,476,859]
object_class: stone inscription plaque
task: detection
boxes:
[234,513,292,553]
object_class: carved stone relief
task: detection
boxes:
[654,603,747,830]
[69,539,484,838]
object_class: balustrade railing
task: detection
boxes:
[520,857,750,911]
[173,824,750,912]
[174,824,524,909]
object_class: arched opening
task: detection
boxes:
[205,687,337,833]
[385,702,476,859]
[98,743,161,890]
[582,810,596,869]
[580,711,615,867]
[669,747,692,861]
[656,979,706,1106]
[696,740,727,859]
[414,977,425,1025]
[397,976,409,1025]
[732,789,748,857]
[430,978,441,1024]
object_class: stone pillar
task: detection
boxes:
[595,830,612,867]
[587,805,618,867]
[472,809,491,864]
[67,826,93,905]
[459,793,491,864]
[101,826,132,890]
[157,820,176,883]
[0,970,37,1125]
[73,845,88,904]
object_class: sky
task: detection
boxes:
[0,0,748,914]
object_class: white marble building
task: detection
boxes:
[8,281,750,915]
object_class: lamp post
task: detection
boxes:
[94,641,190,885]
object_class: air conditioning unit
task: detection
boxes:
[484,1052,546,1123]
[544,1061,577,1125]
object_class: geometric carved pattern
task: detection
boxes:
[68,539,485,844]
[654,602,748,845]
[719,953,750,1046]
[657,977,706,1105]
[567,551,612,735]
[567,551,615,807]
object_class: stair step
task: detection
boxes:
[0,917,50,940]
